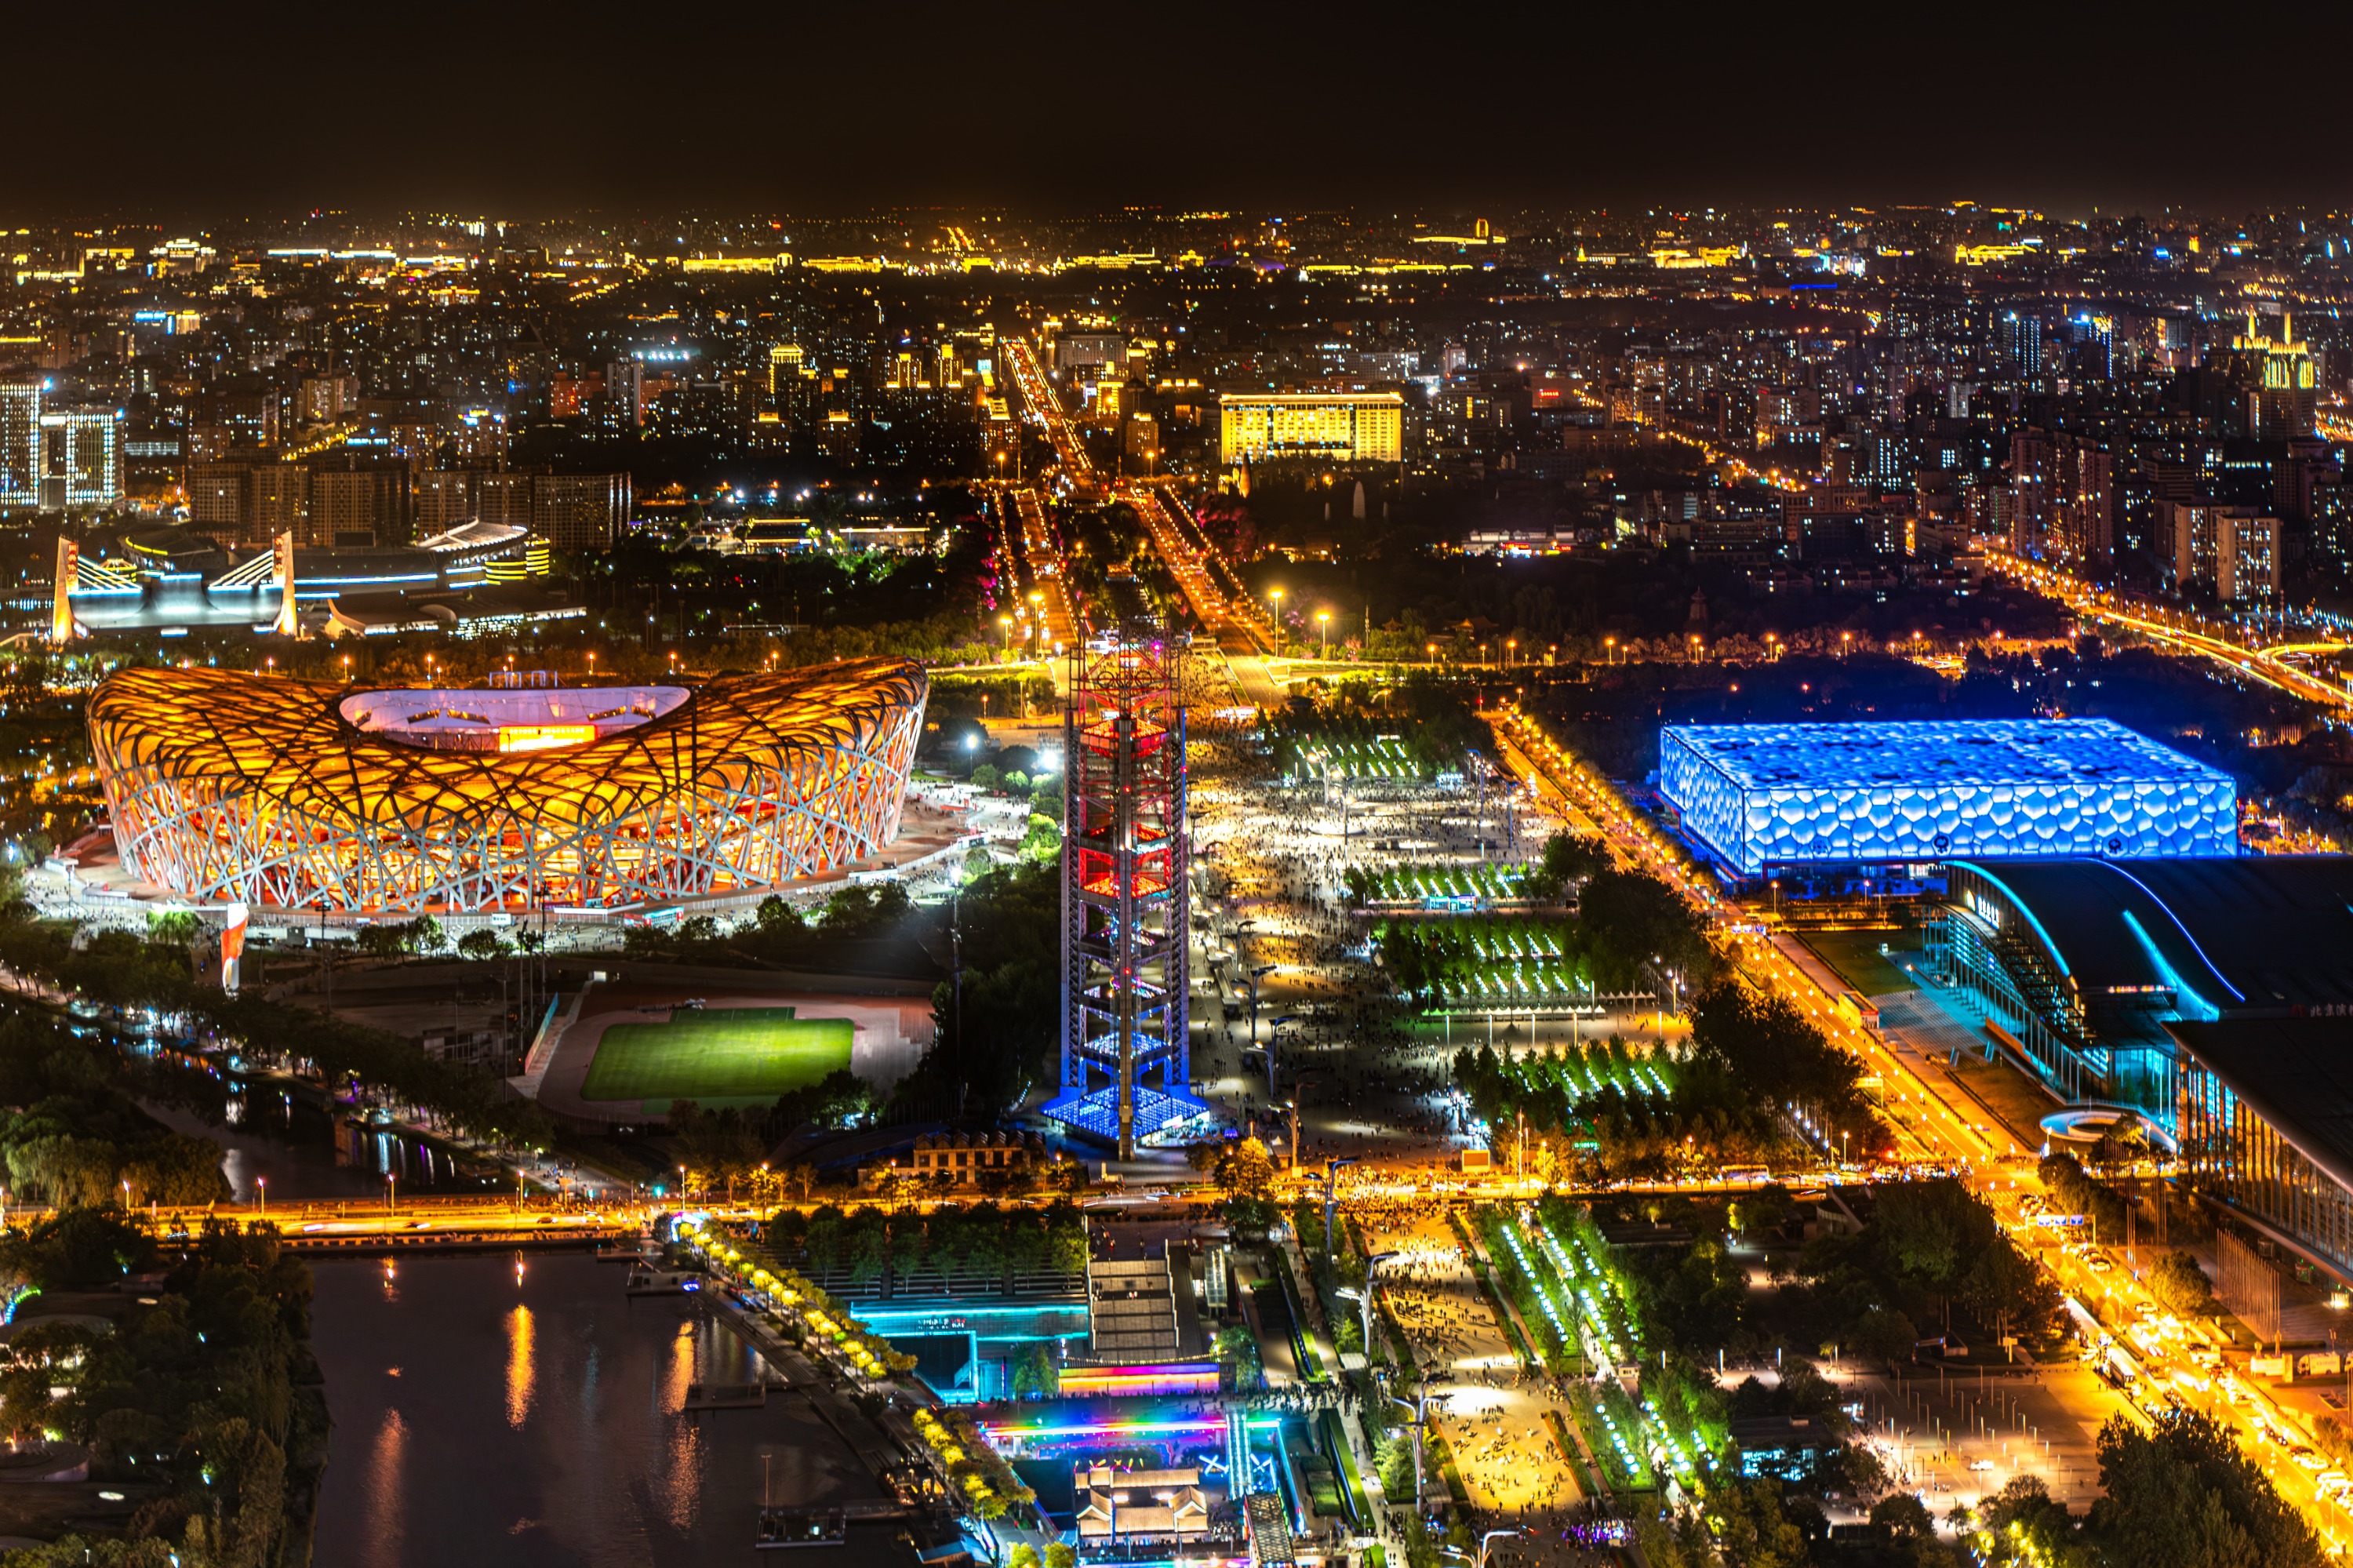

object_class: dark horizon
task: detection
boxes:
[13,1,2351,222]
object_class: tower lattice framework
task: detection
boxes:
[1047,624,1206,1157]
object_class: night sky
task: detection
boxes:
[19,2,2353,219]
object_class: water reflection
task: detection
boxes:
[360,1406,406,1568]
[507,1305,536,1428]
[147,1082,504,1203]
[312,1253,889,1567]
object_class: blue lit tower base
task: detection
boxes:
[1045,624,1206,1156]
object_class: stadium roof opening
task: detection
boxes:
[1659,718,2235,875]
[340,685,689,752]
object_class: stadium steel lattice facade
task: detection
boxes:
[1658,718,2236,878]
[87,660,926,913]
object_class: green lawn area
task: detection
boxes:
[1797,928,1916,997]
[580,1007,852,1104]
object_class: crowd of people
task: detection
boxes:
[1191,762,1544,1164]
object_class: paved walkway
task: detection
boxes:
[1366,1213,1587,1520]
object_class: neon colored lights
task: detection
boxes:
[1659,719,2236,875]
[1057,1362,1220,1396]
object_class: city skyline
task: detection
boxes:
[6,36,2353,1563]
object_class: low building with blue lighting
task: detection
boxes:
[1728,1416,1841,1480]
[1926,855,2353,1283]
[1658,719,2236,884]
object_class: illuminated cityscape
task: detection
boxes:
[14,13,2353,1563]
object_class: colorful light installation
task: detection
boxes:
[1659,718,2235,875]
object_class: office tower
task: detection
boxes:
[0,377,38,513]
[38,406,123,508]
[2231,313,2317,440]
[1216,393,1407,466]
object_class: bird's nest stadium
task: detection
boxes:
[85,660,927,914]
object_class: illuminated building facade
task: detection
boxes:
[1660,719,2236,879]
[2231,312,2316,439]
[1928,857,2353,1286]
[0,376,39,513]
[1217,393,1405,466]
[88,660,925,913]
[1048,626,1206,1155]
[2162,500,2279,601]
[38,405,122,508]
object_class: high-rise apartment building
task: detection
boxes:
[768,344,806,396]
[252,464,309,544]
[2053,440,2113,569]
[307,462,407,547]
[296,375,358,424]
[2008,427,2053,556]
[449,405,508,467]
[529,473,631,549]
[605,360,645,427]
[187,462,249,534]
[2000,311,2044,378]
[413,470,474,536]
[2162,500,2279,601]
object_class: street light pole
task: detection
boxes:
[1325,1158,1360,1257]
[1390,1394,1429,1512]
[1362,1248,1398,1361]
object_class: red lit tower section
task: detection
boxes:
[1046,626,1206,1156]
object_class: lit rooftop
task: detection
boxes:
[1662,718,2225,791]
[1658,719,2237,874]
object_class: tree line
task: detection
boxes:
[0,915,556,1152]
[1452,978,1892,1182]
[0,1006,325,1568]
[768,1200,1088,1286]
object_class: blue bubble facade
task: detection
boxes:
[1658,719,2237,876]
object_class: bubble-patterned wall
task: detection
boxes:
[1659,719,2237,876]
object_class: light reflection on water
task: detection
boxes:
[148,1088,504,1203]
[311,1253,891,1567]
[507,1304,536,1429]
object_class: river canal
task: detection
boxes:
[310,1252,891,1567]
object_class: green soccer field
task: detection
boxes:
[580,1007,853,1104]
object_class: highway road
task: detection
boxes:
[1991,548,2353,713]
[1003,338,1098,489]
[1490,699,2353,1547]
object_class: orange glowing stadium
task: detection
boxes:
[86,660,927,914]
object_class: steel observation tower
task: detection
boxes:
[1045,622,1208,1158]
